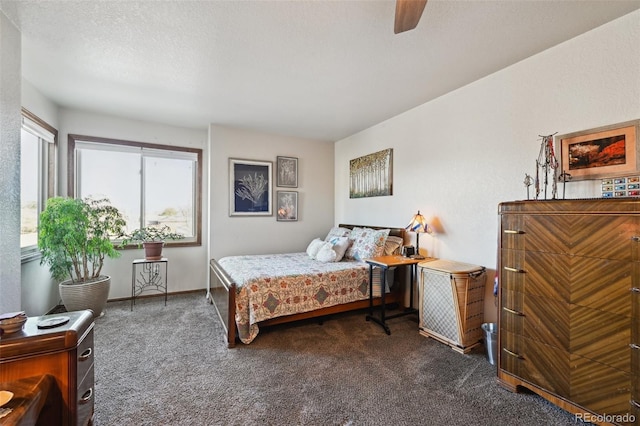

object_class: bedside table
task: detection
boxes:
[365,255,434,334]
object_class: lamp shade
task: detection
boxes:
[406,210,429,234]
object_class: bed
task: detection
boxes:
[207,224,406,347]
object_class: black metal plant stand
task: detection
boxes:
[131,258,168,310]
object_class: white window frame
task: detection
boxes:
[67,134,202,248]
[20,108,57,262]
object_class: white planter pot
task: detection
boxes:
[59,275,111,317]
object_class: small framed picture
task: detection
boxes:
[276,191,298,221]
[276,156,298,188]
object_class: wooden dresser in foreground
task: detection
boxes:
[498,199,639,426]
[0,310,95,425]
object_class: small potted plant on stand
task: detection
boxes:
[38,197,127,317]
[120,225,184,260]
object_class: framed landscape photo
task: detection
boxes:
[349,148,393,198]
[229,158,272,216]
[276,191,298,221]
[276,156,298,188]
[556,120,640,181]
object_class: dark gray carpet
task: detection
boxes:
[93,293,582,425]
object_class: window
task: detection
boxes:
[68,135,202,247]
[20,108,57,260]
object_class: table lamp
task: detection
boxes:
[406,210,430,259]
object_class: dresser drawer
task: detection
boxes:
[570,304,630,373]
[569,256,632,317]
[77,364,94,426]
[524,294,569,351]
[519,337,570,399]
[77,328,94,385]
[500,249,525,292]
[522,251,570,303]
[500,289,524,335]
[501,215,525,250]
[524,214,640,260]
[570,354,631,418]
[570,215,640,261]
[500,330,524,377]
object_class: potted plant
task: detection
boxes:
[38,197,126,317]
[120,225,184,260]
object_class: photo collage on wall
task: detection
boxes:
[602,176,640,198]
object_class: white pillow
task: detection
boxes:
[316,243,338,263]
[306,238,325,259]
[328,236,351,261]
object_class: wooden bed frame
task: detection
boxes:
[207,224,406,347]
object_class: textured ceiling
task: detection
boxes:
[2,0,639,142]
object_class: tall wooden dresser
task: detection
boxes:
[498,199,639,425]
[0,310,95,425]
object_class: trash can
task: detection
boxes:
[482,322,497,365]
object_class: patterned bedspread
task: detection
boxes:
[218,252,384,344]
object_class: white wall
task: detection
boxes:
[209,125,334,260]
[56,108,209,300]
[335,10,640,323]
[0,12,21,314]
[22,79,59,128]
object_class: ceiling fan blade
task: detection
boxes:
[394,0,428,34]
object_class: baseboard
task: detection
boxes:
[46,289,206,314]
[107,288,205,303]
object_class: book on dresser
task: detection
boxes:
[498,199,639,426]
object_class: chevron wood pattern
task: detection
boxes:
[570,356,631,420]
[570,305,630,372]
[571,256,631,316]
[524,251,571,302]
[524,293,570,351]
[525,214,573,254]
[498,199,640,425]
[521,337,570,397]
[570,354,631,416]
[572,216,639,260]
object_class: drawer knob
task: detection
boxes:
[502,348,524,359]
[632,236,640,242]
[503,266,525,274]
[80,387,93,404]
[504,230,525,234]
[502,307,525,316]
[632,287,640,293]
[79,347,92,361]
[631,400,640,409]
[630,343,640,350]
